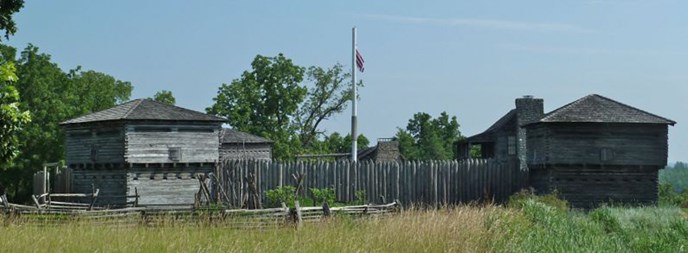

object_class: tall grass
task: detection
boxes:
[1,202,686,252]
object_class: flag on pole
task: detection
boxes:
[355,49,365,72]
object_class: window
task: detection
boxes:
[90,145,98,162]
[169,147,181,161]
[600,148,613,162]
[507,136,516,155]
[134,127,172,132]
[178,128,214,133]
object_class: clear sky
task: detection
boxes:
[6,1,686,162]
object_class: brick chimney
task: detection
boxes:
[515,95,544,170]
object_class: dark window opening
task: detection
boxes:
[90,146,98,162]
[600,148,614,162]
[134,127,172,132]
[178,128,214,133]
[169,147,181,161]
[507,136,516,155]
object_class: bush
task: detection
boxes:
[589,208,623,234]
[264,186,296,208]
[659,183,688,208]
[354,190,366,205]
[310,187,335,205]
[507,189,569,212]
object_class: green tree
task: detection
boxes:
[0,60,30,167]
[3,44,132,201]
[323,132,369,154]
[152,90,175,105]
[0,0,23,40]
[395,112,461,160]
[207,54,360,160]
[297,64,362,149]
[68,68,133,114]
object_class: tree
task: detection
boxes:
[152,90,175,105]
[0,60,30,167]
[323,132,369,154]
[207,54,305,135]
[0,0,23,40]
[207,54,360,160]
[0,1,27,196]
[395,112,461,160]
[68,68,133,114]
[3,44,132,201]
[296,64,361,149]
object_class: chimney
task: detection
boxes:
[515,95,544,126]
[515,95,544,171]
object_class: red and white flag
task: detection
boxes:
[355,49,365,72]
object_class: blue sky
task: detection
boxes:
[6,1,686,162]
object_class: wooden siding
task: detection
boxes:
[547,165,658,209]
[64,125,125,165]
[525,125,550,165]
[127,166,213,206]
[220,143,272,161]
[527,123,668,166]
[71,169,128,206]
[124,123,220,164]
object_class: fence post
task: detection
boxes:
[294,200,303,229]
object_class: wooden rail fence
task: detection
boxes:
[2,201,400,228]
[216,159,528,207]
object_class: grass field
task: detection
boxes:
[1,200,686,253]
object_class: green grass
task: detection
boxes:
[1,201,686,252]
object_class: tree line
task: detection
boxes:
[0,2,464,202]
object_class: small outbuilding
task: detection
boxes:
[220,128,273,161]
[60,99,225,207]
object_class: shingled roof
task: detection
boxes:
[535,94,675,125]
[221,128,273,144]
[60,99,225,125]
[466,109,516,142]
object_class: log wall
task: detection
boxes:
[532,165,659,209]
[124,123,220,164]
[64,124,126,165]
[127,166,213,206]
[220,143,272,161]
[527,123,669,166]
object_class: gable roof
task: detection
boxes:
[60,99,225,125]
[535,94,675,125]
[357,146,377,160]
[221,128,273,144]
[466,109,516,142]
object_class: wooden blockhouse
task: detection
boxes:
[459,94,675,208]
[60,99,224,207]
[220,128,273,161]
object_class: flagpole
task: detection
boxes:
[351,27,358,162]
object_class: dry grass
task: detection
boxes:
[0,206,503,252]
[0,203,685,252]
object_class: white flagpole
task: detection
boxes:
[351,27,358,162]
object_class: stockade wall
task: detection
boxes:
[216,159,527,207]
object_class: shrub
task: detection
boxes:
[507,189,569,212]
[589,208,623,234]
[659,183,688,208]
[354,190,366,205]
[264,186,296,208]
[310,187,335,205]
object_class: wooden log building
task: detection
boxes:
[220,128,273,161]
[60,99,225,207]
[459,94,675,208]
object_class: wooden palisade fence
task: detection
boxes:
[216,159,528,207]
